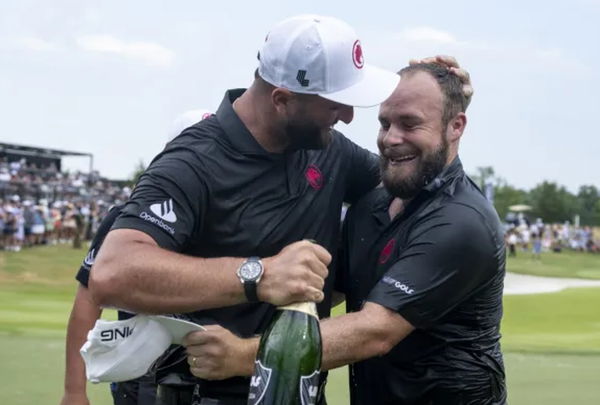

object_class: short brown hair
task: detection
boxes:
[399,63,467,127]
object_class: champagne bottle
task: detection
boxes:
[247,301,322,405]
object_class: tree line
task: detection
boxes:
[471,167,600,226]
[130,163,599,227]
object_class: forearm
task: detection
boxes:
[90,229,246,314]
[320,302,414,370]
[205,306,407,377]
[64,286,102,394]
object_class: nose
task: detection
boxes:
[379,124,405,149]
[337,104,354,124]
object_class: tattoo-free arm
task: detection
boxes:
[90,230,330,314]
[60,285,102,405]
[184,302,414,380]
[321,302,414,370]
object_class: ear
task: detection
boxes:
[446,112,467,142]
[271,88,293,114]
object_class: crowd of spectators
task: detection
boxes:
[0,157,131,252]
[504,213,599,257]
[2,156,599,257]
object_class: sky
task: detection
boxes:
[1,0,598,192]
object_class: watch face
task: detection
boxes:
[241,261,262,281]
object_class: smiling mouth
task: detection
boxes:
[388,155,417,165]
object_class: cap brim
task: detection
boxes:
[81,317,172,383]
[319,64,399,108]
[153,316,205,344]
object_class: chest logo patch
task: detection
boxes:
[378,238,395,264]
[305,164,324,190]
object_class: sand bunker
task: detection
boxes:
[504,272,600,295]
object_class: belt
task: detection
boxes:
[156,384,247,405]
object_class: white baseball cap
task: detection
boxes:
[80,315,204,383]
[258,15,399,108]
[168,109,213,141]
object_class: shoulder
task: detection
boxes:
[97,205,123,231]
[328,130,371,156]
[345,188,388,232]
[414,184,504,255]
[144,119,226,181]
[448,176,503,234]
[348,187,387,215]
[166,116,225,155]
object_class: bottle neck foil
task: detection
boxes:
[278,302,318,318]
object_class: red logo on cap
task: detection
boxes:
[352,40,364,69]
[378,238,395,264]
[305,165,324,190]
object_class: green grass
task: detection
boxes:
[506,250,600,279]
[1,246,600,404]
[502,288,600,353]
[0,333,114,405]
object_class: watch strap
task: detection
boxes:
[243,281,259,303]
[241,257,261,303]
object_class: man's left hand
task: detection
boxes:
[182,325,258,380]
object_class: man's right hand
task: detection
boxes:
[259,240,331,306]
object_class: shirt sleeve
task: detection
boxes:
[340,136,380,204]
[367,203,500,328]
[111,147,209,251]
[75,205,122,287]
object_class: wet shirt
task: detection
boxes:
[339,158,507,405]
[110,89,379,398]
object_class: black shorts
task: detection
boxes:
[112,375,157,405]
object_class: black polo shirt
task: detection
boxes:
[76,205,135,321]
[111,89,379,398]
[339,158,506,405]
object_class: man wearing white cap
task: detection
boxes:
[90,14,471,405]
[181,63,504,404]
[60,109,212,405]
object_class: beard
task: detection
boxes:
[284,119,332,151]
[380,136,449,199]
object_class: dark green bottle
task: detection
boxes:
[247,302,322,405]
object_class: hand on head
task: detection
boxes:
[409,55,473,107]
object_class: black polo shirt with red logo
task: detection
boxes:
[338,158,507,405]
[111,89,379,398]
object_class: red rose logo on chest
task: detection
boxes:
[305,164,324,190]
[378,238,395,264]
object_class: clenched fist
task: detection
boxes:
[258,240,331,306]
